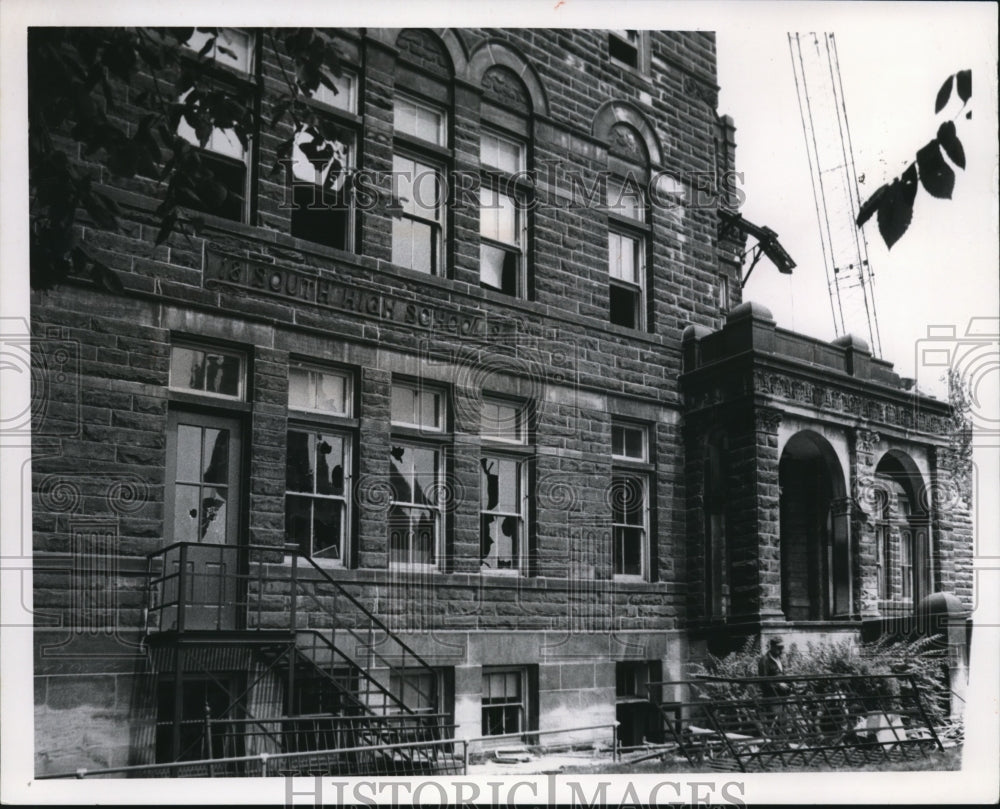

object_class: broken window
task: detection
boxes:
[286,367,354,563]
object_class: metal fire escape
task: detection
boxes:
[137,543,461,777]
[789,32,883,357]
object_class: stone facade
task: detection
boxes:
[29,28,971,776]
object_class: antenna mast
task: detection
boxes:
[789,32,883,357]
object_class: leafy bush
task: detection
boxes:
[687,633,949,725]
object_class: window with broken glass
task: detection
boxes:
[389,383,447,569]
[285,366,355,563]
[480,399,530,574]
[286,69,358,251]
[176,28,256,222]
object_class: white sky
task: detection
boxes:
[717,4,999,392]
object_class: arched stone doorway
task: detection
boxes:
[779,431,851,620]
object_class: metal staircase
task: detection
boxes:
[142,542,459,776]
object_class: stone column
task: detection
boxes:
[755,407,784,621]
[727,405,783,624]
[851,428,881,620]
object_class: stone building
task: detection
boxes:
[29,27,972,775]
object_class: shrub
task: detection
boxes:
[687,633,949,725]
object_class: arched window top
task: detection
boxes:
[874,449,927,516]
[592,101,662,166]
[482,65,531,115]
[467,39,549,117]
[395,29,457,77]
[609,122,649,164]
[779,429,848,500]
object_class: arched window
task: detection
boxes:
[479,66,532,298]
[391,30,454,276]
[606,124,652,330]
[874,453,931,612]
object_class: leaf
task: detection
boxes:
[270,98,291,128]
[936,120,966,169]
[916,139,955,199]
[956,69,971,103]
[856,183,889,227]
[877,163,917,249]
[935,74,953,113]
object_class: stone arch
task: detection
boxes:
[592,101,662,166]
[874,449,928,514]
[873,448,932,608]
[367,28,468,75]
[466,39,549,116]
[481,65,532,114]
[779,430,851,621]
[394,29,456,76]
[609,122,650,164]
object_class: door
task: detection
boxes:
[163,411,243,630]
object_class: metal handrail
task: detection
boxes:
[38,736,468,780]
[143,542,444,727]
[295,553,438,699]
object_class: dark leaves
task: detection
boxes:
[956,69,972,103]
[856,183,889,227]
[935,74,953,113]
[936,120,966,169]
[916,139,955,199]
[877,163,918,249]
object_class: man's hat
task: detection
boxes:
[768,637,784,648]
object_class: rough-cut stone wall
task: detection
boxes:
[31,28,731,773]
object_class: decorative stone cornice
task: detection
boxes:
[749,368,948,437]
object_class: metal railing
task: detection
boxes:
[144,542,453,772]
[38,721,625,779]
[38,736,468,779]
[145,543,440,715]
[646,673,944,772]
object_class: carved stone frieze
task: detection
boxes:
[690,366,948,436]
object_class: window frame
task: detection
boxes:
[285,365,357,566]
[610,420,652,581]
[389,381,449,571]
[391,150,447,276]
[606,176,650,331]
[284,67,360,251]
[479,398,531,575]
[168,343,247,401]
[481,666,529,737]
[288,122,356,252]
[607,30,650,73]
[176,28,257,224]
[394,92,448,147]
[479,128,529,298]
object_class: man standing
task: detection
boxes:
[758,637,791,738]
[758,637,790,693]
